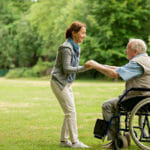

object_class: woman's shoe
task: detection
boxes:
[72,141,88,148]
[59,140,72,147]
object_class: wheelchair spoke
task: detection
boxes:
[129,98,150,150]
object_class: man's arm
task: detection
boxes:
[103,65,119,70]
[84,60,119,78]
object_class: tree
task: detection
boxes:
[27,0,89,61]
[0,0,40,69]
[81,0,150,66]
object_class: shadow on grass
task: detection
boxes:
[40,143,141,150]
[6,139,141,150]
[87,144,141,150]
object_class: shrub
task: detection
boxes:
[6,68,27,78]
[5,61,54,78]
[32,61,53,77]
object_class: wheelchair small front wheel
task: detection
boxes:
[129,98,150,150]
[114,135,128,149]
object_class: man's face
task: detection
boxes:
[125,42,138,60]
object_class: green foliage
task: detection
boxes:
[15,20,43,67]
[81,36,127,66]
[6,67,37,78]
[32,58,54,77]
[0,69,9,76]
[0,0,44,69]
[27,0,89,61]
[81,0,150,76]
[87,0,150,49]
[0,0,150,78]
[6,68,28,78]
[6,59,53,78]
[0,23,17,69]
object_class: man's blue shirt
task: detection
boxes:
[116,54,144,81]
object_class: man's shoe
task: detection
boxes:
[102,141,114,149]
[59,140,72,147]
[102,141,113,147]
[103,142,114,149]
[72,141,88,148]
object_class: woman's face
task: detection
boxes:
[72,27,86,44]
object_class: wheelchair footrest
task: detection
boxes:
[93,119,109,139]
[94,134,103,139]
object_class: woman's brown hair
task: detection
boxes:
[65,21,86,39]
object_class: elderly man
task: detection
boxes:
[84,38,150,149]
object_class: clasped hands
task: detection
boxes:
[84,60,99,69]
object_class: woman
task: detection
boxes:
[50,21,89,148]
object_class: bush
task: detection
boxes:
[6,68,28,78]
[5,61,54,78]
[0,69,9,77]
[32,61,53,77]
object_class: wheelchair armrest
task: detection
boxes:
[118,87,150,105]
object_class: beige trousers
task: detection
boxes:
[50,79,78,143]
[102,97,118,140]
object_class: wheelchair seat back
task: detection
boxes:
[119,96,150,112]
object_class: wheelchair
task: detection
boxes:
[94,88,150,150]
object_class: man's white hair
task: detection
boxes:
[129,38,147,53]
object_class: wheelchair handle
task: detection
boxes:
[118,87,150,104]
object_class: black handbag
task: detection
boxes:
[93,119,109,139]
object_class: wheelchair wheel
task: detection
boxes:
[129,98,150,150]
[114,135,128,149]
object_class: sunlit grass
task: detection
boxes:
[0,78,142,150]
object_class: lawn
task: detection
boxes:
[0,78,141,150]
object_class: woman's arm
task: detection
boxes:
[62,47,87,74]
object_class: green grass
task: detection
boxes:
[0,78,141,150]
